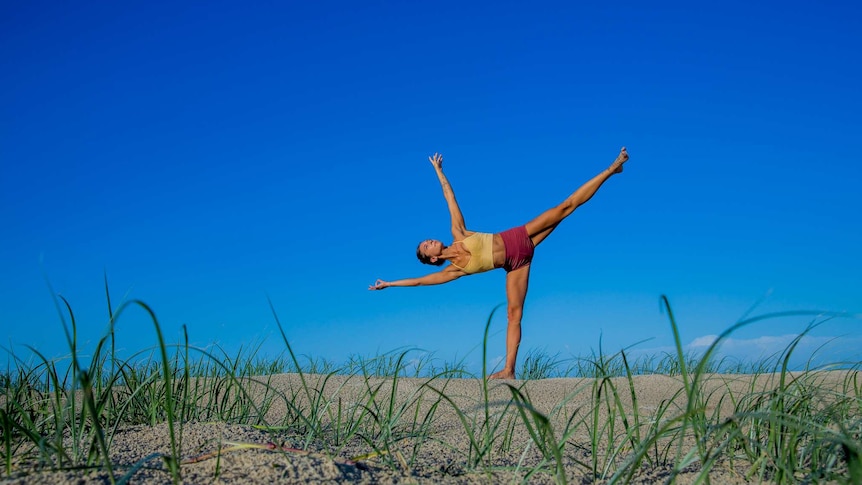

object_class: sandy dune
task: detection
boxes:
[4,371,855,484]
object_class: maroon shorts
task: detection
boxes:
[499,226,535,272]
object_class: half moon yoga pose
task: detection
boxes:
[369,147,630,379]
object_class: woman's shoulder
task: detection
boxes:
[452,229,476,242]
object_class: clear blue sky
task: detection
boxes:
[2,1,861,372]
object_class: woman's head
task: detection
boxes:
[416,239,445,266]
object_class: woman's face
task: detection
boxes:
[418,239,443,259]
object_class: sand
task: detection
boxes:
[2,371,854,484]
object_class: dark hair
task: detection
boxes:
[416,242,445,266]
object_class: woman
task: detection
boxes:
[369,147,629,379]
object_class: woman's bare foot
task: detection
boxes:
[610,146,629,173]
[489,369,515,380]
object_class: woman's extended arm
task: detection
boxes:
[369,265,464,290]
[429,153,468,239]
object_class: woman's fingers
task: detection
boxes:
[429,152,443,167]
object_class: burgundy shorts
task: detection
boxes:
[499,226,535,272]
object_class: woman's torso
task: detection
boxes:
[450,232,505,274]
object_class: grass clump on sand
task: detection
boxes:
[1,285,860,484]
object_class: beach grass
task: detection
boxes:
[1,289,860,483]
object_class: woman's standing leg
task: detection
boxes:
[525,147,628,247]
[489,147,627,379]
[490,265,530,380]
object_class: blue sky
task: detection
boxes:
[2,1,861,373]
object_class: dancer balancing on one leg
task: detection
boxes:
[369,147,630,379]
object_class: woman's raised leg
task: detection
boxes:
[524,147,628,247]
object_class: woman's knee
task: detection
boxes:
[561,198,578,216]
[548,202,573,226]
[507,305,523,323]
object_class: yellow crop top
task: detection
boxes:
[450,232,496,274]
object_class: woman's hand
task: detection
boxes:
[429,152,443,170]
[368,279,390,290]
